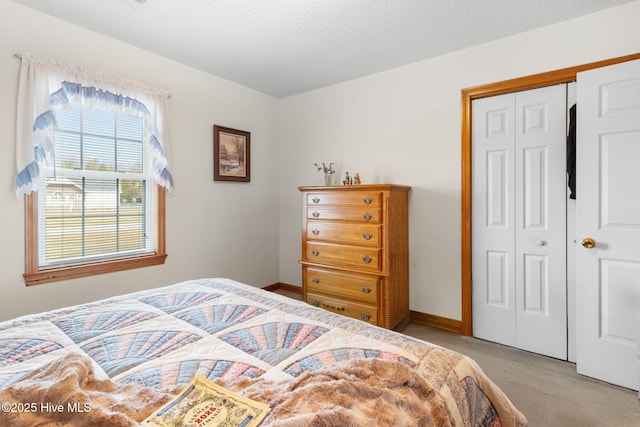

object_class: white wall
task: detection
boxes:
[2,0,639,324]
[0,0,280,321]
[277,1,640,321]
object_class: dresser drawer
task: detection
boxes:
[304,267,378,304]
[306,206,381,222]
[306,222,381,246]
[306,243,382,271]
[306,191,382,207]
[306,292,377,325]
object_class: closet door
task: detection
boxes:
[576,59,640,391]
[472,93,516,346]
[473,85,567,359]
[514,85,567,359]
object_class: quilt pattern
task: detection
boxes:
[0,278,524,426]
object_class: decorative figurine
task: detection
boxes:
[343,171,350,185]
[353,173,361,185]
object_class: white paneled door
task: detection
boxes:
[472,85,567,359]
[472,92,516,347]
[576,59,640,391]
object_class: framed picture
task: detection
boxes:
[213,125,250,182]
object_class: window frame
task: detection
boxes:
[24,185,166,286]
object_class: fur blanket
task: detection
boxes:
[0,353,175,426]
[226,357,452,427]
[0,353,453,426]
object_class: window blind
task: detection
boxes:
[38,104,154,267]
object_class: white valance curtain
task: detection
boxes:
[15,53,173,196]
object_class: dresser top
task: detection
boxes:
[298,184,411,192]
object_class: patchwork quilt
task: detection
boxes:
[0,278,527,426]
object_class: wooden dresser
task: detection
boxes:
[298,184,410,329]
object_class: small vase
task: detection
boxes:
[324,173,333,186]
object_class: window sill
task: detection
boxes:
[24,253,167,286]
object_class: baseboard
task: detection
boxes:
[410,311,463,334]
[262,282,302,294]
[263,284,461,334]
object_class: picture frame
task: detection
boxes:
[213,125,251,182]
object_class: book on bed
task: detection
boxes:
[143,375,269,426]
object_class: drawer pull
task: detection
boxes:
[312,277,320,284]
[361,312,371,320]
[363,197,373,205]
[362,256,372,263]
[363,213,372,221]
[322,301,346,312]
[362,232,372,240]
[312,211,320,218]
[312,250,320,256]
[361,286,372,294]
[313,298,346,312]
[312,229,320,236]
[312,197,321,204]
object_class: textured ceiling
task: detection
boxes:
[8,0,634,97]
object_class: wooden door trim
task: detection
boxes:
[460,53,640,336]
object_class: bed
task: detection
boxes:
[0,278,527,426]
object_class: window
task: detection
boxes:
[17,54,172,285]
[24,102,167,285]
[44,105,154,264]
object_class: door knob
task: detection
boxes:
[581,237,596,249]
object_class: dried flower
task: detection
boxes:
[314,162,336,175]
